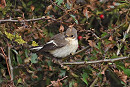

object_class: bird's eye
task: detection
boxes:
[71,35,74,37]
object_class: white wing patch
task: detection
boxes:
[46,40,58,46]
[30,46,43,51]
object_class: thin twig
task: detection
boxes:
[117,24,130,55]
[0,47,12,80]
[47,76,68,87]
[62,56,129,65]
[0,16,56,23]
[8,46,14,81]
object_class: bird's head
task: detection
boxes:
[65,27,77,40]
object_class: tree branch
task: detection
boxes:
[0,16,56,23]
[62,56,129,65]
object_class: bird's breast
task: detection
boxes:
[49,38,78,58]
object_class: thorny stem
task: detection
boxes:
[0,47,12,80]
[62,56,129,65]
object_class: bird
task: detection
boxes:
[31,27,78,58]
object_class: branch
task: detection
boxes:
[62,56,129,65]
[0,16,56,23]
[8,46,14,81]
[47,76,68,87]
[0,47,12,80]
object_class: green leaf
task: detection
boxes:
[55,0,63,6]
[31,53,38,63]
[70,14,79,24]
[69,80,75,87]
[101,32,108,38]
[15,34,26,44]
[59,70,66,77]
[17,55,23,64]
[0,77,2,83]
[5,31,15,40]
[25,49,28,58]
[27,1,32,6]
[81,72,88,85]
[12,49,22,64]
[21,1,26,8]
[5,31,26,44]
[17,78,22,84]
[124,69,130,76]
[31,41,39,46]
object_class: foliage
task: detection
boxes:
[0,0,129,87]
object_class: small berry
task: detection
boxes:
[78,36,82,40]
[100,14,104,19]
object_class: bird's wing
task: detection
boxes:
[38,33,68,52]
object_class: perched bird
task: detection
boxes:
[31,27,78,58]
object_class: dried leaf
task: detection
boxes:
[108,35,113,41]
[31,5,35,11]
[104,43,114,52]
[0,0,6,8]
[24,57,31,63]
[45,5,53,14]
[125,63,130,68]
[59,25,64,32]
[88,40,96,47]
[120,74,127,83]
[32,75,38,79]
[114,70,128,83]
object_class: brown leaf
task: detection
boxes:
[45,5,53,14]
[59,25,64,32]
[38,32,44,39]
[120,75,127,83]
[108,35,113,41]
[125,63,130,68]
[32,75,38,79]
[74,83,78,87]
[88,40,96,47]
[104,43,114,52]
[31,5,35,11]
[0,0,6,8]
[114,70,128,83]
